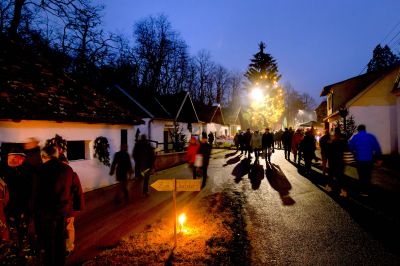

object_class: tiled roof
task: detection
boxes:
[0,43,143,125]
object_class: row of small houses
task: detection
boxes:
[1,49,399,193]
[0,54,243,192]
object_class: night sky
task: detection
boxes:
[97,0,400,101]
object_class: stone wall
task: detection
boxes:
[153,151,187,171]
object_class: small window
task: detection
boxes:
[121,129,128,145]
[67,140,89,161]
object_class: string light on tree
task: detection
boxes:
[244,42,285,129]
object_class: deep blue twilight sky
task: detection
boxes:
[97,0,400,102]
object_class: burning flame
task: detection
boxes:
[178,213,186,232]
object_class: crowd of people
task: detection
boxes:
[0,125,383,264]
[233,124,382,198]
[0,137,84,265]
[0,133,158,265]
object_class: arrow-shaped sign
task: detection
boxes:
[151,179,202,192]
[150,178,202,247]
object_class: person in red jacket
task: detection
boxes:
[292,129,304,164]
[186,136,200,179]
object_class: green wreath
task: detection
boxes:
[93,136,110,167]
[45,134,68,152]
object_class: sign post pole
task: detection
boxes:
[173,178,177,247]
[150,178,201,247]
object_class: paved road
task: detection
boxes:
[68,148,399,265]
[209,149,399,265]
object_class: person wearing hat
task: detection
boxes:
[3,146,34,254]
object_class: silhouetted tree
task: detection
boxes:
[367,44,399,72]
[191,50,215,105]
[214,64,230,105]
[244,42,281,84]
[133,14,188,95]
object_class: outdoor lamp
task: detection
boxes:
[250,87,263,102]
[178,213,186,233]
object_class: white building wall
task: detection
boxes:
[349,105,398,154]
[205,123,228,137]
[0,120,136,192]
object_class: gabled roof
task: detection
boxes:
[0,47,143,125]
[320,70,386,97]
[157,92,200,123]
[195,104,225,124]
[221,106,242,125]
[320,65,400,104]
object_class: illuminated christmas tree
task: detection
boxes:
[244,42,285,129]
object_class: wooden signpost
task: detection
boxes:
[151,178,202,246]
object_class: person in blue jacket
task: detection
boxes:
[349,124,382,196]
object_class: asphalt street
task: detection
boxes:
[69,148,400,265]
[210,149,400,265]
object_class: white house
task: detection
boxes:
[0,58,144,192]
[221,106,243,136]
[110,86,200,152]
[195,104,227,137]
[320,64,400,155]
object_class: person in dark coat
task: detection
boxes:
[326,127,348,197]
[3,147,34,253]
[208,132,215,146]
[133,134,156,196]
[318,129,331,176]
[300,129,316,174]
[233,132,240,152]
[283,128,293,160]
[197,132,212,189]
[243,128,252,158]
[238,131,245,154]
[33,145,74,266]
[110,144,133,202]
[262,128,274,163]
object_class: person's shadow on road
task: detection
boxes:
[265,162,296,205]
[231,158,250,183]
[248,160,264,190]
[224,151,238,158]
[223,154,242,167]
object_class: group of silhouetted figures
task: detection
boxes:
[0,136,84,266]
[233,124,383,199]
